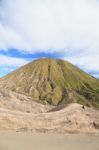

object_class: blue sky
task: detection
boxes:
[0,0,99,78]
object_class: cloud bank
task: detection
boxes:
[0,0,99,77]
[0,54,28,76]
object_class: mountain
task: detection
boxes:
[0,58,99,108]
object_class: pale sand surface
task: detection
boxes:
[0,132,99,150]
[0,103,99,134]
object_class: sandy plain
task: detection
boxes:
[0,131,99,150]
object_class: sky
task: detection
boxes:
[0,0,99,78]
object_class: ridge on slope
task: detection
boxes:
[0,58,99,108]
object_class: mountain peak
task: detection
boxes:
[1,58,99,108]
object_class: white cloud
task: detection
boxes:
[63,50,99,77]
[0,54,28,67]
[92,74,99,78]
[0,0,99,52]
[0,0,99,77]
[0,54,29,76]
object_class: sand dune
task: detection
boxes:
[0,83,99,150]
[0,101,99,134]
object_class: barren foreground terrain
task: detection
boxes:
[0,101,99,134]
[0,87,99,150]
[0,131,99,150]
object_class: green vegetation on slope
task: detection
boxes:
[1,58,99,108]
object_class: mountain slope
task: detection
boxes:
[0,58,99,108]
